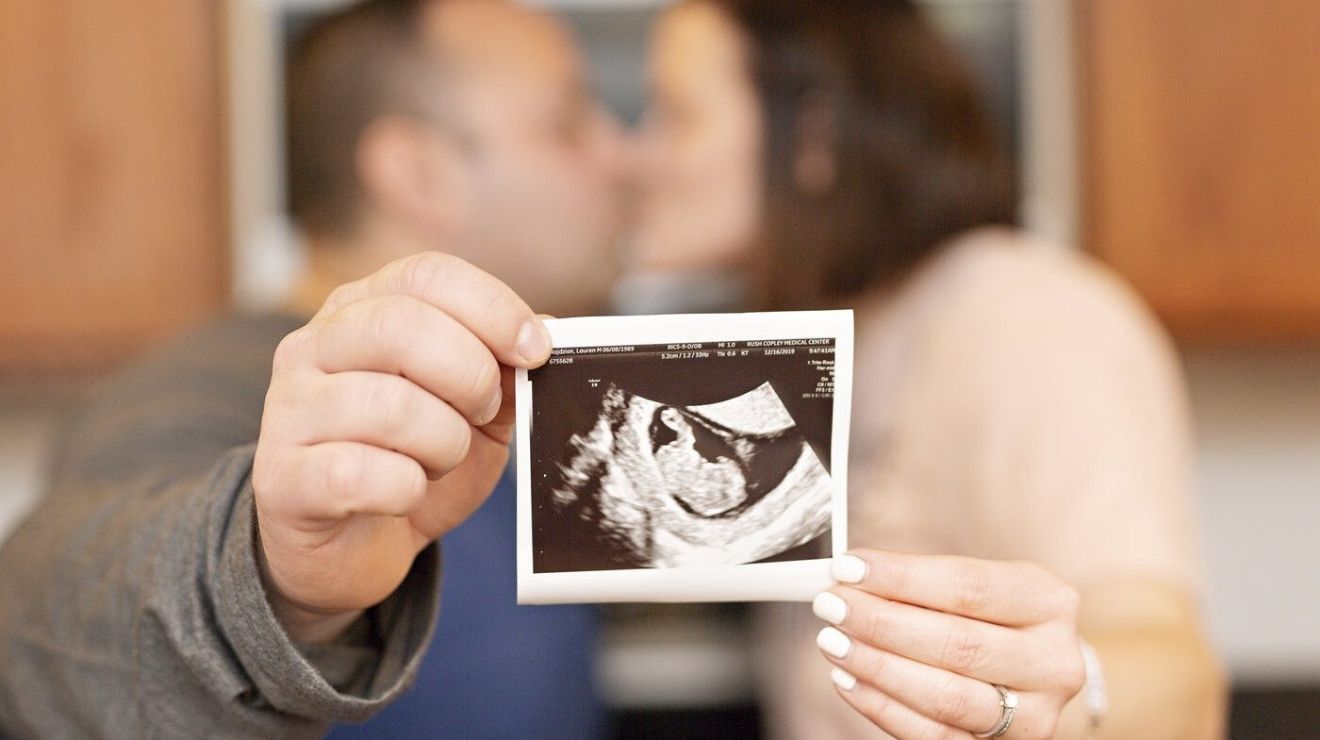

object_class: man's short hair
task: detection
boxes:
[285,0,449,238]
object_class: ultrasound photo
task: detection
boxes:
[524,327,843,577]
[547,380,831,569]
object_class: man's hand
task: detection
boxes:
[252,253,552,642]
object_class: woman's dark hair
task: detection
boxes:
[709,0,1019,309]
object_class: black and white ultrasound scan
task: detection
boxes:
[515,311,853,604]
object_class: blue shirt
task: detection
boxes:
[328,468,604,739]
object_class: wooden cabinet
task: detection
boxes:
[0,1,227,372]
[1078,0,1320,342]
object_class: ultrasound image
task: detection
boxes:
[529,340,836,572]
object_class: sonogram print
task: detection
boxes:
[549,382,831,568]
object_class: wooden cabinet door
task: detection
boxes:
[1079,0,1320,342]
[0,1,227,372]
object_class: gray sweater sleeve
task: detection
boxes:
[0,316,441,738]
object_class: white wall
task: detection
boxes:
[1186,350,1320,685]
[0,396,62,544]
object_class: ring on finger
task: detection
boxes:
[973,684,1018,738]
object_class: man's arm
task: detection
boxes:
[0,442,440,737]
[0,313,439,737]
[0,253,552,736]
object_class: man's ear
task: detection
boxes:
[793,101,837,197]
[355,115,469,238]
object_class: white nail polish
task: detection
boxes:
[832,555,867,584]
[831,667,858,692]
[817,626,852,659]
[812,592,847,625]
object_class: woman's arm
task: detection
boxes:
[781,244,1225,739]
[1056,580,1225,739]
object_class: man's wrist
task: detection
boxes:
[253,534,364,644]
[268,595,364,644]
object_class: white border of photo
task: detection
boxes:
[515,310,853,604]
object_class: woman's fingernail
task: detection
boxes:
[812,592,847,625]
[817,626,852,659]
[831,667,858,691]
[832,555,867,584]
[516,319,552,365]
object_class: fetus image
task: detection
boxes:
[543,382,832,570]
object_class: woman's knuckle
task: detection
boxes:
[1027,562,1071,597]
[854,645,887,682]
[1056,583,1082,618]
[953,565,994,613]
[1027,719,1059,740]
[881,557,911,594]
[862,687,893,718]
[1059,648,1087,695]
[917,725,959,740]
[929,681,975,724]
[939,626,986,673]
[863,607,888,648]
[1015,559,1046,577]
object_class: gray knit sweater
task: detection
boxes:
[0,315,440,738]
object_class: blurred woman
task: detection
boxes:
[630,1,1226,737]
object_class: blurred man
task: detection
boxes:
[288,1,621,737]
[0,0,622,736]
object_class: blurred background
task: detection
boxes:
[1,0,1318,737]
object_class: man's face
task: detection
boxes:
[423,1,624,317]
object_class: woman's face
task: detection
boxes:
[629,3,763,273]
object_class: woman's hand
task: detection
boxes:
[812,549,1086,739]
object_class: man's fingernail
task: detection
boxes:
[832,555,867,584]
[516,319,552,365]
[479,392,503,426]
[830,667,858,692]
[817,626,852,659]
[813,592,847,625]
